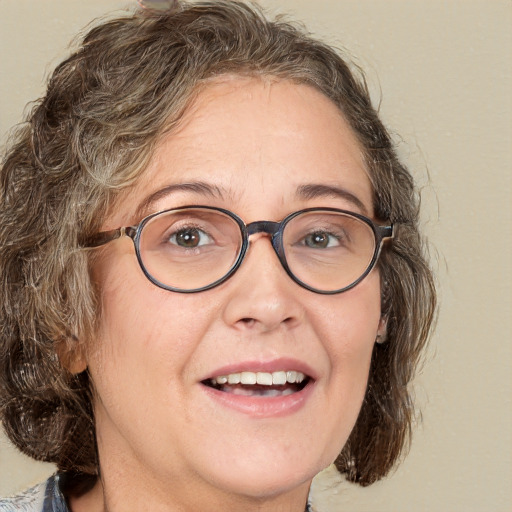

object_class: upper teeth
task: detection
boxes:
[211,371,306,386]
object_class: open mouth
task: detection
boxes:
[202,370,311,397]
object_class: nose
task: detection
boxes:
[221,234,305,333]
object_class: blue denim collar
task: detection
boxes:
[42,475,69,512]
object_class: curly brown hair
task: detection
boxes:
[0,0,436,486]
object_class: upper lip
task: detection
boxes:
[201,357,318,381]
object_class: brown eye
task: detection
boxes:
[171,228,210,248]
[304,231,338,248]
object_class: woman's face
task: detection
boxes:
[85,77,383,507]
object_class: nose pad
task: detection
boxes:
[221,235,304,333]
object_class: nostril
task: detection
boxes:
[237,316,295,330]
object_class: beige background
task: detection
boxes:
[1,1,511,511]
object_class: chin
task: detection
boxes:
[201,444,336,500]
[212,470,314,501]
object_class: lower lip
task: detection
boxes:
[200,381,315,418]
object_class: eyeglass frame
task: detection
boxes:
[82,205,394,294]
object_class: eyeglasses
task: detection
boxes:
[83,206,393,294]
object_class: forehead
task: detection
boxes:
[107,77,373,227]
[168,76,366,173]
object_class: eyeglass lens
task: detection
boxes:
[137,208,377,292]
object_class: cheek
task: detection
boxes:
[316,272,382,354]
[315,274,381,415]
[88,252,178,391]
[86,249,210,399]
[89,282,206,378]
[85,259,223,453]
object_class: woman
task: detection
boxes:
[0,1,436,511]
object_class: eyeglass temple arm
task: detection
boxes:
[378,225,394,241]
[81,226,137,248]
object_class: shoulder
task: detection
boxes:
[0,475,68,512]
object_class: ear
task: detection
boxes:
[375,315,388,344]
[56,337,88,374]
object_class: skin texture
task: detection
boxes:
[73,77,385,512]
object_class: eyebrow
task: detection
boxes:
[134,180,369,221]
[296,183,369,215]
[135,181,225,220]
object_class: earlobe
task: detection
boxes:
[375,316,388,344]
[56,338,88,374]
